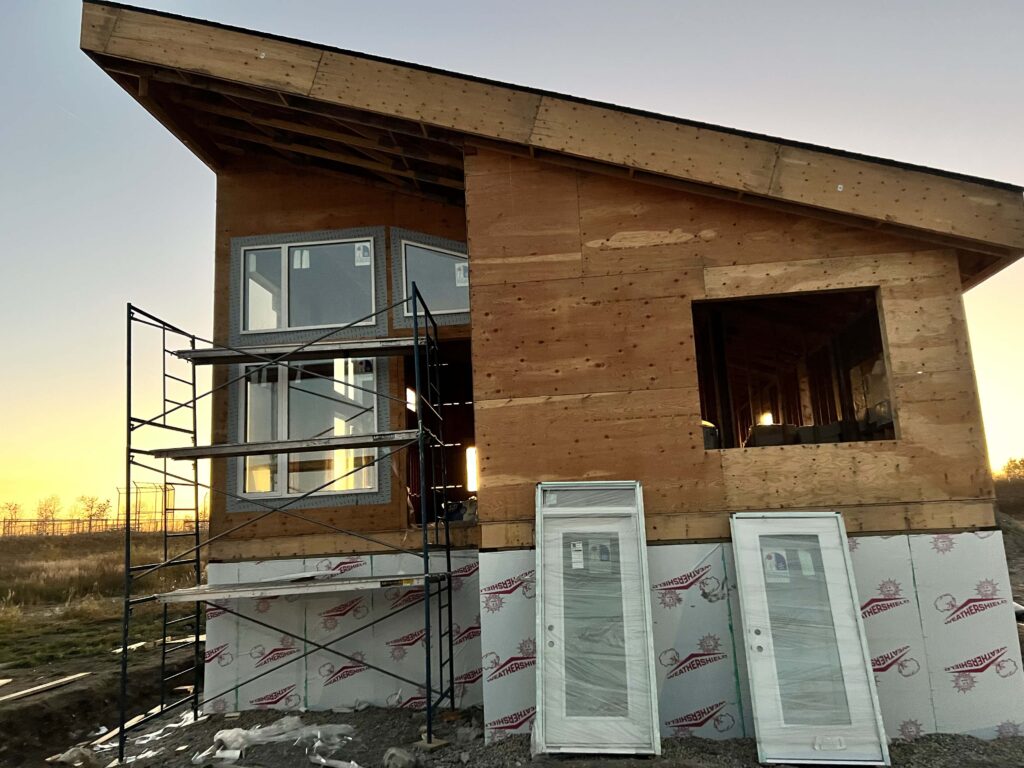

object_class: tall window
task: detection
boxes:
[242,358,378,495]
[243,239,375,331]
[402,240,469,315]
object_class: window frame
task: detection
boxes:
[400,238,470,317]
[236,359,381,498]
[240,236,377,334]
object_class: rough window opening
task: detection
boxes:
[692,289,894,449]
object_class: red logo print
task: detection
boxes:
[480,570,535,613]
[899,720,923,741]
[659,635,728,679]
[652,565,720,608]
[665,701,734,735]
[206,601,227,620]
[205,643,234,667]
[315,557,368,575]
[319,597,369,630]
[861,579,911,618]
[934,579,1008,624]
[387,629,426,660]
[871,646,920,677]
[385,586,425,611]
[482,639,536,681]
[318,652,368,685]
[454,615,481,646]
[249,636,298,668]
[931,534,955,554]
[486,707,536,736]
[387,689,427,710]
[249,684,301,708]
[451,562,480,592]
[945,647,1018,693]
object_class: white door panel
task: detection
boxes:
[535,483,660,754]
[732,513,889,765]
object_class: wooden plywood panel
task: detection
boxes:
[81,3,119,51]
[211,527,480,562]
[472,270,702,400]
[311,52,541,143]
[577,172,923,277]
[465,153,583,285]
[770,146,1024,250]
[99,9,323,96]
[479,499,995,549]
[530,97,778,193]
[474,388,724,522]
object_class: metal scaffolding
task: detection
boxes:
[121,287,454,761]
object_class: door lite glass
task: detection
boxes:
[535,482,660,755]
[732,514,889,765]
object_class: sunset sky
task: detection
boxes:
[1,0,1022,512]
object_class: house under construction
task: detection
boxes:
[82,1,1024,762]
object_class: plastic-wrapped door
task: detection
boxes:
[731,512,889,765]
[534,482,659,755]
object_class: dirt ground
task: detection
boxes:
[89,706,1024,768]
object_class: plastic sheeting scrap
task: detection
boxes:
[191,716,357,766]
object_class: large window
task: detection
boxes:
[242,358,378,495]
[401,240,469,315]
[692,289,894,449]
[243,239,375,331]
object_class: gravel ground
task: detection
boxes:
[67,706,1024,768]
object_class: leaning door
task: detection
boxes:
[535,482,659,755]
[731,513,889,765]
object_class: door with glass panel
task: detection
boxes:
[535,482,660,755]
[731,513,888,765]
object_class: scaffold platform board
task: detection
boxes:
[142,429,419,461]
[157,571,449,604]
[174,337,420,365]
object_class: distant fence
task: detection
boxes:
[0,517,209,537]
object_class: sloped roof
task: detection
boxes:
[81,1,1024,280]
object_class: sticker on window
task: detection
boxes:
[763,550,790,582]
[354,243,372,267]
[571,541,584,570]
[454,261,469,287]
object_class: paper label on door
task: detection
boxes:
[763,551,790,583]
[571,541,584,570]
[454,262,469,287]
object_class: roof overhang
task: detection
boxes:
[81,1,1024,287]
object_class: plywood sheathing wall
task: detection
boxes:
[208,165,472,561]
[466,149,995,549]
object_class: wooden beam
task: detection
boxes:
[199,120,464,189]
[0,672,91,703]
[175,96,463,170]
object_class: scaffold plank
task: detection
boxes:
[174,337,420,365]
[157,571,447,603]
[142,429,419,460]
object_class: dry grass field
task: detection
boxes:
[0,532,200,667]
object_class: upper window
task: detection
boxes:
[402,240,469,316]
[242,358,378,496]
[243,238,375,331]
[692,289,894,449]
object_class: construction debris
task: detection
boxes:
[0,672,91,703]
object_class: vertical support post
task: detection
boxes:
[412,283,434,743]
[119,304,133,762]
[190,333,202,719]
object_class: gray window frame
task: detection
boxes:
[389,227,470,329]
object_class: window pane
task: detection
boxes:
[244,248,282,331]
[562,532,629,717]
[244,366,278,493]
[287,359,376,493]
[404,243,469,314]
[288,242,374,327]
[759,534,851,726]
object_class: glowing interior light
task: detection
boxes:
[759,412,775,426]
[406,388,417,413]
[465,447,479,493]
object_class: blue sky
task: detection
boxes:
[1,0,1022,510]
